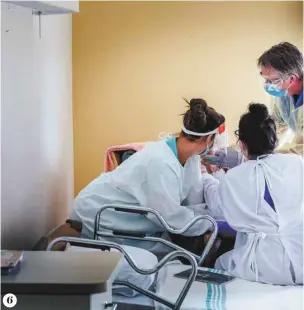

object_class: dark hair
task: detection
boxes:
[237,103,277,156]
[181,98,225,141]
[258,42,303,79]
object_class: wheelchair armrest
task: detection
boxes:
[32,219,83,251]
[66,219,83,233]
[47,237,112,252]
[114,207,148,216]
[113,231,147,238]
[67,240,111,252]
[95,204,217,235]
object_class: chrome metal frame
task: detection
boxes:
[93,205,218,266]
[47,237,198,310]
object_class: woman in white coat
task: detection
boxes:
[203,103,303,285]
[70,98,226,255]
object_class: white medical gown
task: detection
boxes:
[203,154,303,285]
[70,140,211,239]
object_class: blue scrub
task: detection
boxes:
[294,91,303,109]
[166,137,237,237]
[166,137,178,158]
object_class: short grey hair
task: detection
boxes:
[258,42,303,80]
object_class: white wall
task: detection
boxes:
[1,2,74,249]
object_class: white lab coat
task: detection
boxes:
[203,153,303,285]
[71,140,211,239]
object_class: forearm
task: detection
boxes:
[202,173,225,220]
[275,127,303,156]
[275,143,303,156]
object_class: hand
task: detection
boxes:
[201,158,220,174]
[207,164,220,173]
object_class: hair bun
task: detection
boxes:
[189,98,208,112]
[248,103,269,120]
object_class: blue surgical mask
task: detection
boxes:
[264,83,288,97]
[200,142,213,156]
[200,147,210,156]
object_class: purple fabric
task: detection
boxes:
[217,221,236,237]
[264,183,275,211]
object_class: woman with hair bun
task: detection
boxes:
[203,103,303,285]
[71,98,226,253]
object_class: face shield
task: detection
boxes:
[181,123,228,155]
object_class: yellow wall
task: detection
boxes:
[73,1,303,195]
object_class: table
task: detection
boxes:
[1,251,123,310]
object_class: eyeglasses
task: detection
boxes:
[264,77,283,85]
[234,130,239,138]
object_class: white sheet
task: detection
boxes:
[67,247,302,309]
[154,263,303,310]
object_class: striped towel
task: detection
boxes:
[155,264,303,309]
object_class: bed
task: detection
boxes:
[47,237,303,310]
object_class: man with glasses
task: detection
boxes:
[258,42,303,155]
[203,42,303,169]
